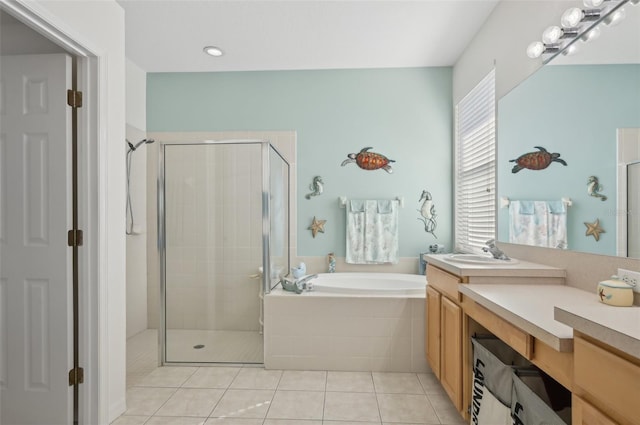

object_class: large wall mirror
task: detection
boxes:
[497,3,640,258]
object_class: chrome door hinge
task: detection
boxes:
[68,367,84,386]
[67,89,83,108]
[68,229,84,247]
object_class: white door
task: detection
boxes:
[0,54,73,424]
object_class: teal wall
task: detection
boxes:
[147,67,453,259]
[498,64,640,255]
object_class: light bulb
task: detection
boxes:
[581,25,601,42]
[526,41,545,59]
[561,7,584,28]
[562,44,579,56]
[203,46,224,57]
[542,26,563,44]
[603,7,626,25]
[583,0,605,7]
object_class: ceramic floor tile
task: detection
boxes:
[377,393,439,424]
[323,391,381,422]
[204,418,264,425]
[265,420,322,425]
[324,422,380,425]
[277,370,327,391]
[372,372,425,394]
[427,393,466,424]
[417,373,444,395]
[109,415,148,425]
[136,366,198,388]
[124,387,177,416]
[155,388,225,417]
[326,371,374,392]
[266,390,325,420]
[230,368,282,390]
[183,367,241,388]
[210,389,275,419]
[145,417,207,425]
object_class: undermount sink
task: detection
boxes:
[445,254,519,265]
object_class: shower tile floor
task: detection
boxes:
[166,329,264,364]
[114,329,466,425]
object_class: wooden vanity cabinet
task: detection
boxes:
[425,264,464,412]
[572,334,640,425]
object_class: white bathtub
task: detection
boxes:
[264,272,430,373]
[309,272,426,296]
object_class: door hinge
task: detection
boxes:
[67,229,84,247]
[67,89,83,108]
[68,367,84,386]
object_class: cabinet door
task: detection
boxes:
[426,286,441,377]
[572,395,617,425]
[440,296,462,411]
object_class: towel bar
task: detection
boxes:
[339,196,404,208]
[500,197,572,208]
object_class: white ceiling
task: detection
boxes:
[117,0,500,73]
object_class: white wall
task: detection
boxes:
[453,0,571,103]
[126,59,149,338]
[24,0,127,422]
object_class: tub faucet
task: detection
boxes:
[297,274,318,291]
[482,239,510,260]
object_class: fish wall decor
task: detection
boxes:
[587,176,607,201]
[417,190,437,238]
[305,176,324,199]
[341,147,395,173]
[509,146,567,173]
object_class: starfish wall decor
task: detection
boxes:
[584,219,605,241]
[308,216,326,238]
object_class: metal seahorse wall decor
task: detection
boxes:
[587,176,607,201]
[341,147,395,173]
[417,190,437,238]
[305,176,324,199]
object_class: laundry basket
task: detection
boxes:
[511,370,571,425]
[471,337,533,425]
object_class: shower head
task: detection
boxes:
[127,138,156,153]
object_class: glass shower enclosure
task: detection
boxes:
[158,140,289,364]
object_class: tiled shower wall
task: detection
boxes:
[146,131,297,330]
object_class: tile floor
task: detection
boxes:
[113,330,466,425]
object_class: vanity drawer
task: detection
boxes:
[427,265,462,302]
[574,336,640,425]
[462,297,533,359]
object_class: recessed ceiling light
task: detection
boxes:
[203,46,223,57]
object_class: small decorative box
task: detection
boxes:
[597,276,634,307]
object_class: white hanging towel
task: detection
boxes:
[508,200,567,249]
[346,199,399,264]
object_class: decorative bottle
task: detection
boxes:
[328,252,336,273]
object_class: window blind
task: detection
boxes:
[454,69,496,253]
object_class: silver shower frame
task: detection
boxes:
[157,139,290,365]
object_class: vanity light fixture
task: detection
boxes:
[526,0,636,62]
[203,46,223,57]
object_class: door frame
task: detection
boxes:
[0,1,107,423]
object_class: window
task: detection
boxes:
[454,69,496,253]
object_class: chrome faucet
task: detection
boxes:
[296,274,318,290]
[482,239,510,260]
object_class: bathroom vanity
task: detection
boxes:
[423,254,640,425]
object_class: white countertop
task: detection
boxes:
[459,283,640,358]
[459,284,591,352]
[554,303,640,359]
[426,254,566,278]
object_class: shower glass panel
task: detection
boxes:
[628,162,640,258]
[160,140,288,364]
[267,145,290,290]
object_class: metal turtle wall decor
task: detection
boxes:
[509,146,567,173]
[341,147,395,174]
